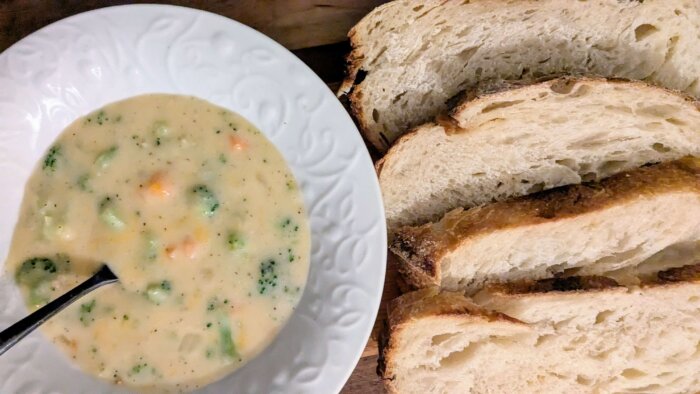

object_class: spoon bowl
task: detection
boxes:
[0,265,118,355]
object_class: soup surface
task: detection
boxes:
[4,94,310,392]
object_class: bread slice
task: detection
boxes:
[378,78,700,233]
[381,274,700,394]
[340,0,700,152]
[390,158,700,293]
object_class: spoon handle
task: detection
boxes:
[0,265,117,356]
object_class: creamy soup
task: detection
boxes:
[4,95,310,392]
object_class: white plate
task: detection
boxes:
[0,5,386,393]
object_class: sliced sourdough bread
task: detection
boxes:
[381,273,700,394]
[378,78,700,233]
[390,158,700,293]
[340,0,700,151]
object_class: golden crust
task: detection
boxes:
[382,268,700,391]
[488,275,621,295]
[379,286,523,392]
[390,158,700,289]
[655,263,700,284]
[341,0,700,152]
[449,76,700,130]
[481,262,700,301]
[377,77,700,185]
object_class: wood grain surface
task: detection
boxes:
[0,1,392,393]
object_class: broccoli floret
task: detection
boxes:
[15,257,57,286]
[98,196,125,229]
[226,231,245,251]
[76,173,92,192]
[218,320,238,360]
[279,217,299,233]
[79,299,96,326]
[191,185,219,217]
[95,146,118,169]
[257,259,278,295]
[15,257,59,307]
[43,145,61,171]
[145,280,172,304]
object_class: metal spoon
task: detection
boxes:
[0,265,118,356]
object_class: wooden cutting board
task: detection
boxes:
[0,1,392,392]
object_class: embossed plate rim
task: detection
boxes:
[0,4,386,394]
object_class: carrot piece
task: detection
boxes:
[228,135,247,151]
[165,244,178,260]
[165,233,204,260]
[181,236,199,259]
[146,171,172,198]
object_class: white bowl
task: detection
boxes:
[0,5,386,393]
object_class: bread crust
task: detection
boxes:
[382,270,700,392]
[390,158,700,289]
[480,263,700,301]
[378,77,700,179]
[342,0,700,152]
[448,77,700,130]
[379,287,525,392]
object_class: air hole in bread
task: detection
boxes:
[595,310,614,324]
[480,100,524,113]
[570,84,591,98]
[457,46,479,63]
[688,78,699,91]
[456,26,471,37]
[604,104,633,114]
[636,103,678,117]
[634,24,659,41]
[372,108,380,122]
[439,342,481,367]
[415,7,435,20]
[555,158,578,171]
[391,92,407,104]
[579,163,593,172]
[524,9,536,15]
[412,4,424,12]
[675,8,683,15]
[652,142,672,153]
[581,172,597,182]
[471,172,486,177]
[665,36,680,61]
[598,160,628,176]
[550,79,577,94]
[622,368,647,379]
[576,375,593,386]
[629,384,661,392]
[665,117,686,126]
[369,46,388,66]
[639,121,664,131]
[534,334,553,347]
[430,332,458,346]
[592,348,614,360]
[526,182,545,194]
